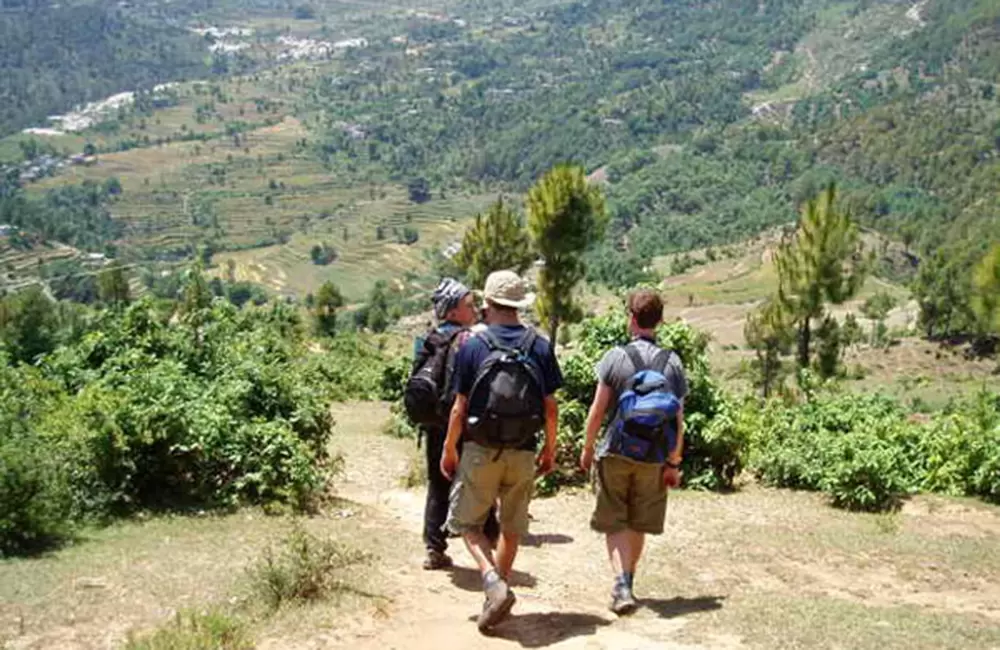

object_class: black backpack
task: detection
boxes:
[465,328,545,449]
[403,327,463,427]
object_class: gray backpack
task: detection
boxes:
[465,328,545,449]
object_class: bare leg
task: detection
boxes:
[606,530,633,575]
[626,531,645,573]
[495,532,521,580]
[462,530,497,576]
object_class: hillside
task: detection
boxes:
[0,0,995,320]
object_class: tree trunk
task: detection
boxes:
[797,318,811,369]
[548,314,560,350]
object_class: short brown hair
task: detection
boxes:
[627,289,663,330]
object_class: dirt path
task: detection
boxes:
[318,404,1000,650]
[321,403,739,650]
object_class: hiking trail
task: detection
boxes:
[299,403,741,650]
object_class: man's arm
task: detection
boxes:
[535,394,558,475]
[440,393,468,480]
[669,400,685,465]
[580,382,613,471]
[663,399,685,488]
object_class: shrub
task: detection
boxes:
[123,610,253,650]
[246,524,371,610]
[749,394,923,511]
[0,363,74,557]
[921,390,1000,503]
[36,299,337,515]
[1,286,376,555]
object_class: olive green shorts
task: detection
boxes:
[446,441,535,537]
[590,454,668,535]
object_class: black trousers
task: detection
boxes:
[423,426,500,553]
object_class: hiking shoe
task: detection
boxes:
[422,549,453,570]
[477,572,516,632]
[609,581,638,616]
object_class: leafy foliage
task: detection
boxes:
[972,244,1000,335]
[749,393,922,511]
[0,268,395,556]
[749,389,1000,511]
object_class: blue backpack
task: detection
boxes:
[607,343,681,464]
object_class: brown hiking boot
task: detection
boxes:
[477,571,516,632]
[422,549,453,570]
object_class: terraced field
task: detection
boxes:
[22,75,498,301]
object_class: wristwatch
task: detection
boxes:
[665,460,681,469]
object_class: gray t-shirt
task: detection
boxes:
[594,338,688,458]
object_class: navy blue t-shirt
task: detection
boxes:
[451,325,563,450]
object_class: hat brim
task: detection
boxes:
[486,292,536,309]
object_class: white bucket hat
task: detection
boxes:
[482,270,535,310]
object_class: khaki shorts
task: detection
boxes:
[590,454,668,535]
[446,441,535,536]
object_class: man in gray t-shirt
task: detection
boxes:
[579,289,687,616]
[593,338,687,458]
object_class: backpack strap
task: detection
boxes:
[650,348,672,375]
[515,327,537,356]
[623,343,648,374]
[478,328,503,351]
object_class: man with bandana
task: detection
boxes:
[412,278,500,570]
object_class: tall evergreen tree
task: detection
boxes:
[744,298,794,398]
[774,184,866,368]
[453,198,534,288]
[972,243,1000,335]
[527,165,607,348]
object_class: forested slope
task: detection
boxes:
[0,0,212,136]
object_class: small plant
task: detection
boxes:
[873,511,901,535]
[124,610,253,650]
[246,523,371,610]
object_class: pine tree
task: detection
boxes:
[972,243,1000,335]
[527,165,607,348]
[744,298,793,398]
[453,198,534,288]
[774,183,866,368]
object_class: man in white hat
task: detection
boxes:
[440,269,562,633]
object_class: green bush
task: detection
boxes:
[921,391,1000,503]
[0,362,74,556]
[749,394,924,511]
[246,523,371,610]
[0,284,387,555]
[36,299,337,515]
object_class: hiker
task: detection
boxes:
[579,288,687,615]
[440,269,561,632]
[405,278,499,571]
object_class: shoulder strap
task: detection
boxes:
[479,328,503,351]
[623,343,647,374]
[516,327,537,354]
[650,348,672,374]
